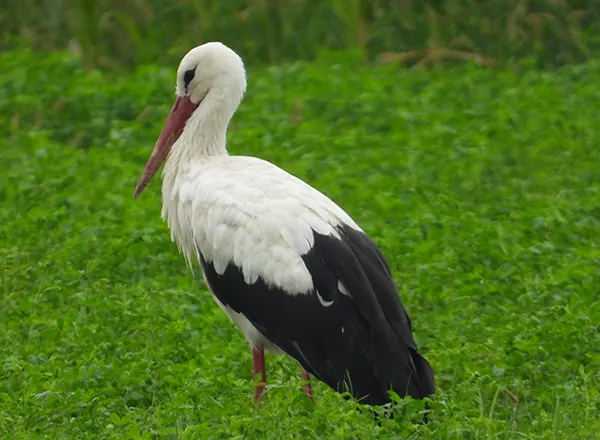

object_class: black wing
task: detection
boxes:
[198,225,435,405]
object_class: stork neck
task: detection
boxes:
[169,86,244,169]
[178,115,228,160]
[178,115,228,164]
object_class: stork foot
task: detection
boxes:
[252,346,266,403]
[302,369,315,404]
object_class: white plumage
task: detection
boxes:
[134,42,435,406]
[163,156,361,294]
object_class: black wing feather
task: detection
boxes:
[198,225,435,405]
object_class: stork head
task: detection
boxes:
[133,42,247,198]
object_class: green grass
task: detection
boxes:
[1,50,600,438]
[1,0,595,70]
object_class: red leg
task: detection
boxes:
[252,346,266,402]
[302,369,315,404]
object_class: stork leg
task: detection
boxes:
[301,369,315,404]
[252,346,266,402]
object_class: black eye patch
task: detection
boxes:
[183,68,196,91]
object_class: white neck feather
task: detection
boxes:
[160,91,231,228]
[162,82,243,181]
[171,90,231,158]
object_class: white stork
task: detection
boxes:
[133,42,435,406]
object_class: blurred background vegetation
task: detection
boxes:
[2,0,600,71]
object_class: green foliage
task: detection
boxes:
[2,50,600,438]
[1,0,599,70]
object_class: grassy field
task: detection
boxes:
[1,50,600,438]
[1,0,596,70]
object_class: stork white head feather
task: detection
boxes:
[134,42,247,198]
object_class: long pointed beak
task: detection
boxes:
[133,96,199,198]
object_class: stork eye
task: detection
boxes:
[183,68,196,91]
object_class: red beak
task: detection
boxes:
[133,96,199,198]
